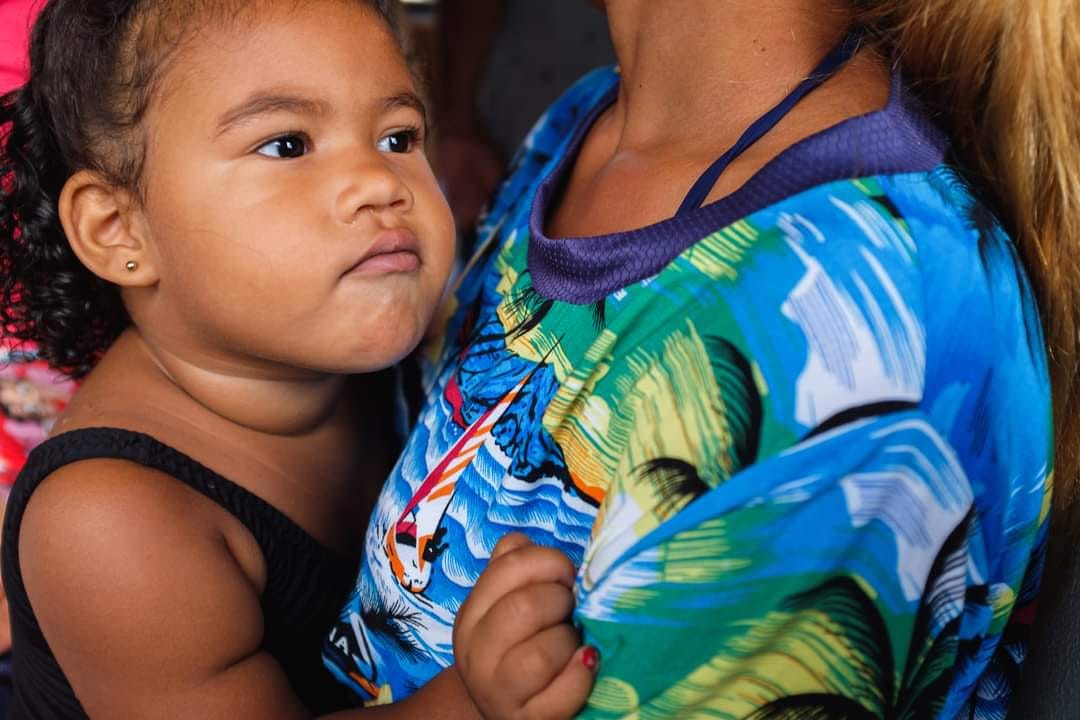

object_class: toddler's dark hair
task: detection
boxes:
[0,0,393,378]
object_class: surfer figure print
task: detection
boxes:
[384,352,552,595]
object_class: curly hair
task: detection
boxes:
[0,0,394,379]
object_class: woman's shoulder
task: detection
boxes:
[875,168,1049,377]
[676,167,1049,456]
[748,167,1052,477]
[734,167,1041,337]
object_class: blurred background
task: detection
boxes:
[397,0,614,235]
[400,0,612,157]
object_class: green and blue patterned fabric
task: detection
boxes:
[325,66,1051,719]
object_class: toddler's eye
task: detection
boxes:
[256,134,309,159]
[377,129,420,154]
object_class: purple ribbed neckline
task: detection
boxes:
[527,70,949,304]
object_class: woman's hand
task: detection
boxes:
[453,533,597,720]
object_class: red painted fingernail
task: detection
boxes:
[582,646,600,670]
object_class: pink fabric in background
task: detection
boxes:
[0,0,45,94]
[0,1,65,494]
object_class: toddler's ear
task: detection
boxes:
[58,170,158,287]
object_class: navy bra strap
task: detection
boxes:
[676,29,864,215]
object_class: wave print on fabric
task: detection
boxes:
[385,369,540,596]
[354,358,599,680]
[781,225,925,429]
[838,417,974,602]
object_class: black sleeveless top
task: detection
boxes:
[1,428,362,718]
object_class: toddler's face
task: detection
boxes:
[133,0,455,376]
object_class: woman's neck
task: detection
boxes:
[603,0,856,152]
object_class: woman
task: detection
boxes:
[321,0,1077,717]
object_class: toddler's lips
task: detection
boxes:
[348,250,420,275]
[345,228,421,276]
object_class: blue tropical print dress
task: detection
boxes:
[325,66,1052,719]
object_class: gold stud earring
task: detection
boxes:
[125,260,138,272]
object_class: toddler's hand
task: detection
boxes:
[453,533,598,720]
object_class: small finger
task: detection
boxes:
[480,544,576,596]
[494,623,582,702]
[457,544,576,644]
[490,532,533,560]
[520,645,600,720]
[470,582,576,659]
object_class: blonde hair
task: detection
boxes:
[856,0,1080,577]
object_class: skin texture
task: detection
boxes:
[546,0,890,239]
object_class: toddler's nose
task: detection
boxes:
[336,157,413,224]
